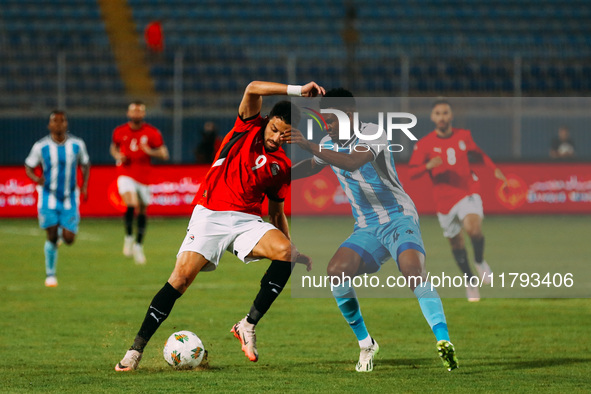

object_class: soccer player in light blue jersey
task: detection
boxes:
[25,110,90,287]
[288,89,458,372]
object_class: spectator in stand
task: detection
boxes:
[144,21,164,53]
[550,126,575,159]
[195,121,222,164]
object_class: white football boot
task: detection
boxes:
[356,339,379,372]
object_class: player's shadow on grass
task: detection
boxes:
[468,357,591,373]
[142,364,223,373]
[369,358,434,369]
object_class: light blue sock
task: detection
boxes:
[414,281,450,342]
[332,281,370,342]
[44,240,58,277]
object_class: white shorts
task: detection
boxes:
[117,176,151,205]
[437,194,484,238]
[177,205,278,272]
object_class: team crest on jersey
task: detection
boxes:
[458,140,466,151]
[433,147,442,153]
[271,163,280,176]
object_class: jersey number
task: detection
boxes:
[446,147,456,165]
[129,138,138,152]
[252,155,267,171]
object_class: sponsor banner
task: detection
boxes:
[292,163,591,215]
[2,163,590,217]
[0,165,211,217]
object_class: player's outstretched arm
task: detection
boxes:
[239,81,325,120]
[140,143,170,161]
[109,142,126,164]
[268,199,290,240]
[494,167,507,187]
[291,158,324,181]
[266,200,313,271]
[80,163,90,201]
[466,137,507,185]
[285,129,372,172]
[24,165,44,186]
[407,142,441,179]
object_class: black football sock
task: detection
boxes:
[472,236,485,264]
[452,248,475,278]
[246,260,292,325]
[131,282,182,352]
[136,213,147,244]
[124,207,134,236]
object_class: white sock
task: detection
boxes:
[358,335,373,348]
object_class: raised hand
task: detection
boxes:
[301,82,326,97]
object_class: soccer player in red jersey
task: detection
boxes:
[115,81,324,371]
[408,99,506,301]
[110,101,169,264]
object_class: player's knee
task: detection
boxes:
[46,230,59,244]
[271,240,292,262]
[327,261,354,279]
[449,234,464,249]
[467,227,482,239]
[398,250,425,279]
[326,264,342,278]
[463,217,482,237]
[168,252,207,293]
[62,231,76,245]
[168,272,192,294]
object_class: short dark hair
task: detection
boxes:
[49,109,67,119]
[129,100,145,107]
[269,100,300,125]
[432,98,451,109]
[320,88,356,112]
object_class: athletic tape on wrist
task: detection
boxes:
[287,85,303,97]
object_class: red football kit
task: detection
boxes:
[112,122,164,185]
[193,115,291,217]
[408,128,496,214]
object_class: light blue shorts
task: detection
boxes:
[38,205,80,233]
[341,215,425,273]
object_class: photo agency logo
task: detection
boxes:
[302,107,419,153]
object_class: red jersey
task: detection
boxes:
[112,122,164,184]
[408,128,496,214]
[193,115,291,216]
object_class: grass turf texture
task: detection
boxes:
[1,216,589,392]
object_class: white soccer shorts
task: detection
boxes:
[117,175,151,205]
[177,205,278,271]
[437,193,484,238]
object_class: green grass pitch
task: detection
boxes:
[1,215,589,392]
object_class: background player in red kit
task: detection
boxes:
[110,101,169,264]
[115,80,324,371]
[409,99,506,301]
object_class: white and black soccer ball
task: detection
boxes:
[163,330,206,369]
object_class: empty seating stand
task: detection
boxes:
[0,0,123,111]
[1,0,590,113]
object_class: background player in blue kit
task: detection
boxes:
[25,110,90,287]
[288,89,458,372]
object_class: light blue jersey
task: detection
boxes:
[315,122,418,228]
[314,122,424,268]
[25,134,89,230]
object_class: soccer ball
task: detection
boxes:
[163,330,206,369]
